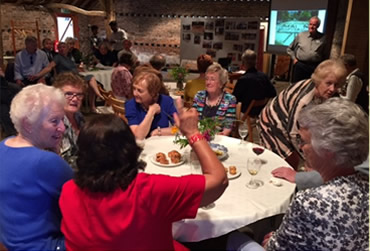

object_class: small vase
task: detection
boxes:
[176,80,184,90]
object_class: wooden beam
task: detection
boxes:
[46,3,106,16]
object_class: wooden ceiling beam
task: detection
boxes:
[46,3,106,16]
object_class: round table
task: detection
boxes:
[141,135,296,242]
[80,68,113,91]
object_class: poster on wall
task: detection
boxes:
[180,17,260,70]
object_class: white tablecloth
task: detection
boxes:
[141,135,296,242]
[80,69,113,91]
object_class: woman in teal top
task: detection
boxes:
[193,63,237,136]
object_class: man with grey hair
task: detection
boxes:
[232,49,276,116]
[14,36,49,87]
[287,16,328,83]
[149,54,166,71]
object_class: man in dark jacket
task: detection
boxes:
[233,49,276,117]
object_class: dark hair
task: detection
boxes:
[340,54,357,68]
[109,21,117,27]
[42,38,52,46]
[119,51,134,66]
[197,54,213,73]
[149,54,166,71]
[75,114,146,193]
[91,25,98,31]
[53,72,87,92]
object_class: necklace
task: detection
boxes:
[206,93,223,107]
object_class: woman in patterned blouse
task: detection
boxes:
[192,63,236,136]
[257,59,347,169]
[262,98,369,251]
[53,72,87,166]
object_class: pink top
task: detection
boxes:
[111,65,133,98]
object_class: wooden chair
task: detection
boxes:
[224,82,236,94]
[240,98,269,142]
[228,72,243,83]
[108,96,128,123]
[98,85,113,106]
[232,102,242,138]
[96,85,114,114]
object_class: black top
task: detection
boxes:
[233,67,276,116]
[94,50,117,66]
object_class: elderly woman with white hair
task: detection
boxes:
[0,84,73,250]
[260,98,369,250]
[192,63,237,136]
[258,59,348,169]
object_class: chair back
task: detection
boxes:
[232,102,242,138]
[98,85,113,106]
[108,96,127,122]
[224,82,236,94]
[241,98,269,142]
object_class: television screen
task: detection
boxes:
[267,0,328,54]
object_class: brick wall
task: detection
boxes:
[1,4,56,55]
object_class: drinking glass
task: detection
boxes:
[252,146,265,156]
[246,158,262,189]
[238,122,248,144]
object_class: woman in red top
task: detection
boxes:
[59,99,228,251]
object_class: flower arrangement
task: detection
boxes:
[170,66,188,90]
[173,117,223,149]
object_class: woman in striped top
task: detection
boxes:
[257,59,347,169]
[193,63,237,136]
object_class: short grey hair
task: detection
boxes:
[25,36,37,44]
[241,49,256,67]
[311,59,347,88]
[298,97,369,167]
[65,37,77,44]
[206,63,229,88]
[10,84,65,135]
[310,16,321,27]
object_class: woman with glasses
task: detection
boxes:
[263,98,369,250]
[53,72,87,165]
[257,59,347,170]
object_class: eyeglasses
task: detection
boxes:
[64,92,84,100]
[295,134,307,148]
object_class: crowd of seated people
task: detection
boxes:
[1,30,369,251]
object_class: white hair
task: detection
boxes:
[10,84,65,134]
[298,98,369,167]
[206,63,229,88]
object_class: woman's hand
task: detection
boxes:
[173,99,199,138]
[262,231,274,248]
[148,103,161,116]
[271,167,296,183]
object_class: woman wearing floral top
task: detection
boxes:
[193,63,236,136]
[262,98,369,251]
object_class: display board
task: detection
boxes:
[180,17,260,70]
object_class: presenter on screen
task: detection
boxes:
[287,16,328,83]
